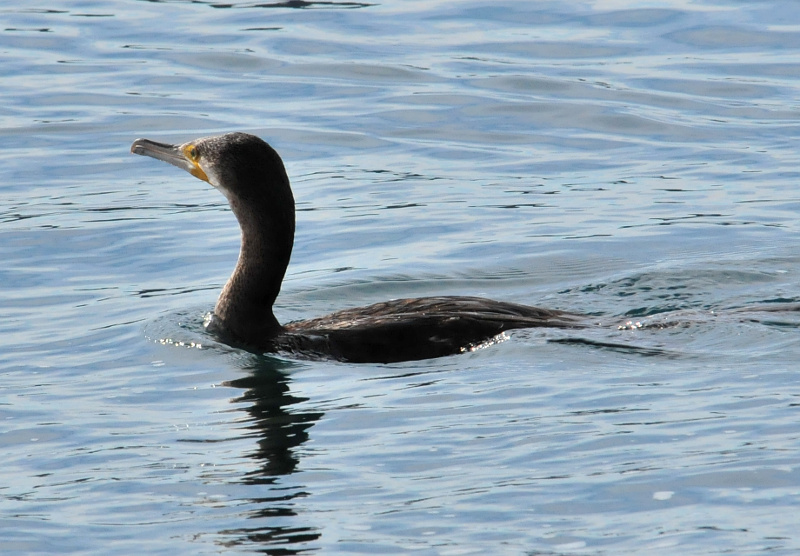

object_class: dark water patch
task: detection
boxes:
[548,337,682,358]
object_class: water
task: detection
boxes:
[2,0,800,553]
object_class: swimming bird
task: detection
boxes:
[131,132,585,363]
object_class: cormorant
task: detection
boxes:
[131,132,584,363]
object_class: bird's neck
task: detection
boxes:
[213,195,294,345]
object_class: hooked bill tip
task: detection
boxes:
[130,138,149,155]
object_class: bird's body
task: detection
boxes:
[274,296,581,363]
[131,132,584,363]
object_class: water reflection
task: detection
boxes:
[220,356,323,552]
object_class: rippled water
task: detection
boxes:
[3,1,800,554]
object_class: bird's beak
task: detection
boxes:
[130,138,209,182]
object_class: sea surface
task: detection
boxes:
[2,1,800,554]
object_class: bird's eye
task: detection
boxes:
[189,146,199,160]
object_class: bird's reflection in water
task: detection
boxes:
[218,355,323,553]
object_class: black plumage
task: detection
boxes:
[132,132,584,363]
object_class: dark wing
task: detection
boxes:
[278,296,585,363]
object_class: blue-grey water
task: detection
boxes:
[3,1,800,554]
